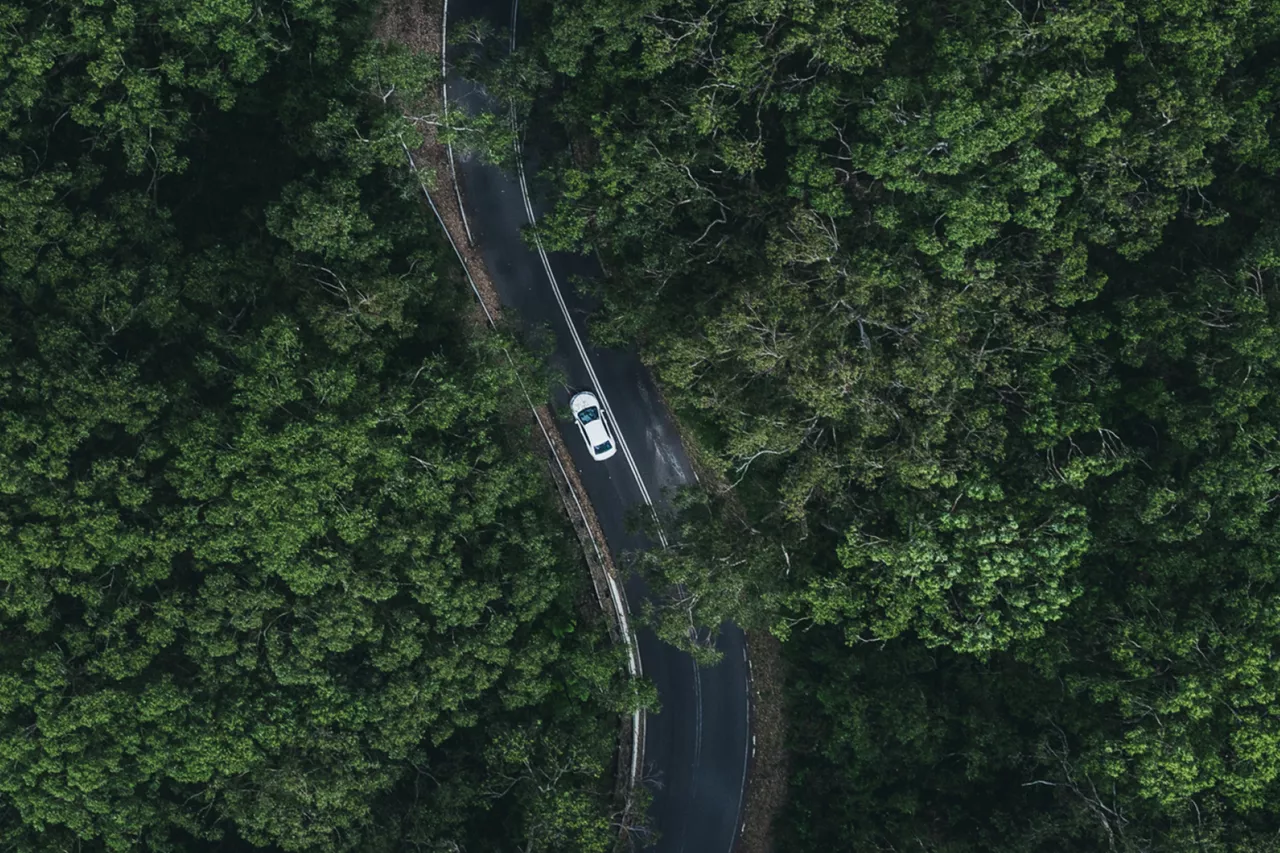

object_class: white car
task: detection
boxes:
[569,391,618,461]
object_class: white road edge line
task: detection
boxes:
[733,634,752,853]
[439,0,475,246]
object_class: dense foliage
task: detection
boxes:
[0,2,627,851]
[498,0,1280,849]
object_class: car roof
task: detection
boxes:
[583,417,610,445]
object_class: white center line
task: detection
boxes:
[506,0,667,546]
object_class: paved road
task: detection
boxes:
[443,1,751,850]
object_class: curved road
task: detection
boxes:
[443,1,751,850]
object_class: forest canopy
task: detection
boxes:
[0,1,627,851]
[492,0,1280,849]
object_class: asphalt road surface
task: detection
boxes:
[443,2,751,850]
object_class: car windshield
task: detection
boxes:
[578,406,599,425]
[593,441,612,455]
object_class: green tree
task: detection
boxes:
[0,2,624,852]
[485,0,1280,847]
